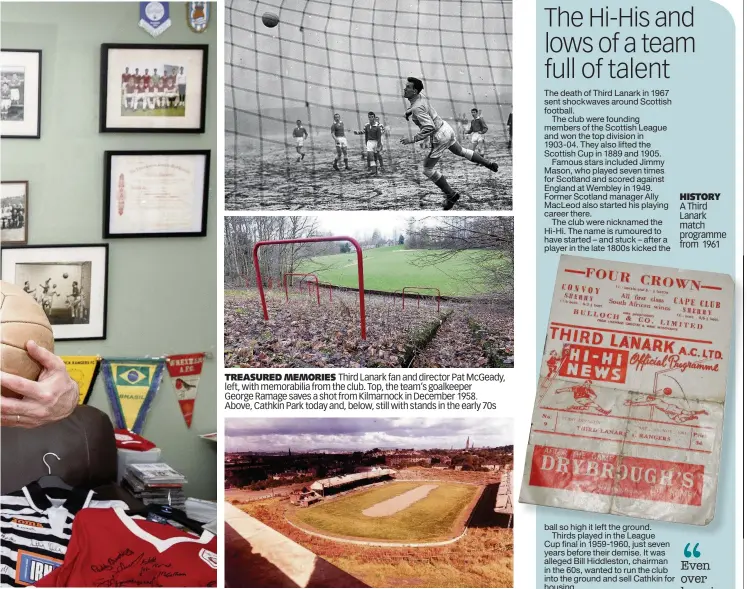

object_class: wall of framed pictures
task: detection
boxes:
[0,2,217,501]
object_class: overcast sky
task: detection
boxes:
[227,0,512,138]
[315,212,441,237]
[225,417,514,452]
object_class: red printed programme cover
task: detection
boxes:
[519,255,734,525]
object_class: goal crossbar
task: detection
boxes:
[253,236,367,339]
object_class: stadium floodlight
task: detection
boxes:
[402,286,441,313]
[283,272,321,306]
[253,236,367,339]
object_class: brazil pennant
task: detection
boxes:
[166,353,205,428]
[61,356,100,405]
[102,358,164,434]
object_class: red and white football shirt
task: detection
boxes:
[34,508,217,587]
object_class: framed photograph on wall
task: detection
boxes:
[104,150,210,238]
[100,43,208,133]
[1,244,109,341]
[0,49,42,138]
[1,181,28,245]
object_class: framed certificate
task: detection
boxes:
[1,49,42,139]
[100,44,208,133]
[103,150,211,238]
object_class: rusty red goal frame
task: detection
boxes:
[283,272,320,305]
[402,287,441,313]
[253,236,367,339]
[318,281,334,302]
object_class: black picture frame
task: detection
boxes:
[0,243,109,341]
[1,49,42,139]
[99,43,208,133]
[103,150,211,238]
[0,180,29,245]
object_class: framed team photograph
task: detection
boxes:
[100,43,208,133]
[1,181,28,245]
[0,244,109,341]
[1,49,42,138]
[103,150,211,238]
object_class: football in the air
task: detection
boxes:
[63,273,68,279]
[262,12,280,28]
[0,280,55,397]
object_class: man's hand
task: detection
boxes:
[0,341,78,428]
[400,137,414,145]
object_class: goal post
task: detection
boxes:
[402,286,441,313]
[253,236,367,339]
[283,272,320,306]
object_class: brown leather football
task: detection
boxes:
[0,280,55,397]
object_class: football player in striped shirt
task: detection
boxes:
[400,77,499,210]
[330,113,350,171]
[353,112,383,175]
[292,120,308,162]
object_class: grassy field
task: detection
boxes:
[121,106,185,117]
[243,493,513,587]
[292,482,478,542]
[297,245,505,296]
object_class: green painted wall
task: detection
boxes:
[1,2,218,500]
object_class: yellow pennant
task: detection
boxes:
[61,356,101,405]
[101,359,165,433]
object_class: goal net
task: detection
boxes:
[226,0,513,210]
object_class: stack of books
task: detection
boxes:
[123,462,188,508]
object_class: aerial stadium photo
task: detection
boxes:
[225,417,514,588]
[225,0,513,211]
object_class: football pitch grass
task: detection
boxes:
[121,106,185,117]
[291,482,479,542]
[297,245,506,296]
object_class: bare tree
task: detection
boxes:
[224,216,345,288]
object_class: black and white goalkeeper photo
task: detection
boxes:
[226,0,513,211]
[1,244,108,340]
[13,263,92,325]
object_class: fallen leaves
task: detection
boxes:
[225,289,514,368]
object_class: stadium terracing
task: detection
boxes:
[310,468,397,496]
[494,470,513,526]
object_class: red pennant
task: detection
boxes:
[165,353,205,428]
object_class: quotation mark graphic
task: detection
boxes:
[684,543,701,558]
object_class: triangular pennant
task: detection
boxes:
[61,356,101,405]
[166,353,205,428]
[138,2,171,37]
[101,358,165,434]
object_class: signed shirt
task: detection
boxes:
[0,484,127,587]
[35,507,217,587]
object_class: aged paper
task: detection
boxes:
[108,154,206,234]
[520,255,734,525]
